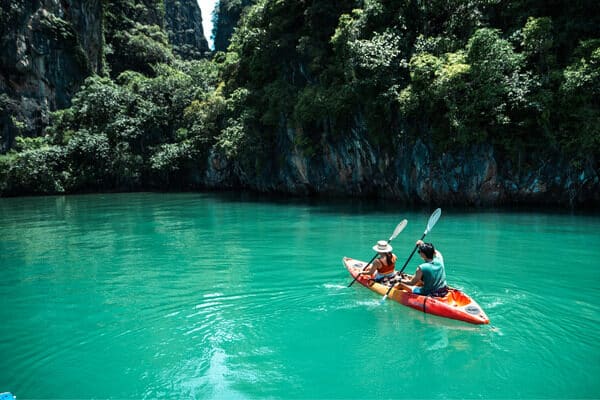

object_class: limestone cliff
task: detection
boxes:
[213,0,255,52]
[0,0,103,150]
[0,0,209,151]
[165,0,210,58]
[203,119,599,207]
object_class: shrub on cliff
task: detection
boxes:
[27,59,222,193]
[0,138,67,195]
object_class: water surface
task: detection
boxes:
[1,193,598,399]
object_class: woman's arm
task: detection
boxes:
[361,259,381,275]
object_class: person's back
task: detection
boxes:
[361,240,397,282]
[419,252,447,295]
[402,240,448,296]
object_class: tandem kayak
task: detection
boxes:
[344,257,489,325]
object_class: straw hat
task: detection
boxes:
[372,240,392,253]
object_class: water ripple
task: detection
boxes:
[2,194,599,399]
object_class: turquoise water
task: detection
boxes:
[0,192,599,399]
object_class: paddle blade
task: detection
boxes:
[424,208,442,234]
[389,219,408,242]
[380,294,388,304]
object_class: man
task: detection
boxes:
[401,240,448,296]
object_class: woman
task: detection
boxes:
[361,240,398,282]
[402,240,448,296]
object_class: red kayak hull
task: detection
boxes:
[344,257,489,325]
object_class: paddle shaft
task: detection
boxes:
[398,232,427,274]
[382,232,427,298]
[380,208,441,302]
[347,248,383,287]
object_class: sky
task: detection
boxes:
[197,0,218,49]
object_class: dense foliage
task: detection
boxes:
[0,60,222,195]
[219,0,600,166]
[1,0,599,197]
[103,0,174,77]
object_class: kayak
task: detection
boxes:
[344,257,489,325]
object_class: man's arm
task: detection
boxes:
[402,266,422,285]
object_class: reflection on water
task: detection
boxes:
[425,328,449,351]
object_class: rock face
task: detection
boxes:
[203,119,599,207]
[213,0,255,52]
[0,0,209,151]
[0,0,103,150]
[165,0,210,58]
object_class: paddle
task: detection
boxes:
[381,208,442,302]
[348,219,408,287]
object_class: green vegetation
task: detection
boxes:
[1,60,221,194]
[217,0,599,164]
[103,0,174,77]
[1,0,598,196]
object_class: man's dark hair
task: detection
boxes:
[418,242,435,259]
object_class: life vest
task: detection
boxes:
[376,254,397,275]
